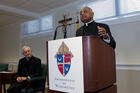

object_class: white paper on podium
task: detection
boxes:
[48,37,84,93]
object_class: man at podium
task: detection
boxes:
[76,7,116,49]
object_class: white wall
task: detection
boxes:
[110,21,140,65]
[21,33,52,63]
[0,23,21,62]
[0,28,3,60]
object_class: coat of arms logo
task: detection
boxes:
[55,42,73,76]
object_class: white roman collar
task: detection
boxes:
[85,19,94,26]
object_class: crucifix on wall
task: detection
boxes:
[58,15,72,38]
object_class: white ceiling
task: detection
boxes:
[0,0,78,27]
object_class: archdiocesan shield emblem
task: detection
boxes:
[55,42,73,76]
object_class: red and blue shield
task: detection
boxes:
[57,53,71,76]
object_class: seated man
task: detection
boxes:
[7,46,41,93]
[76,7,116,49]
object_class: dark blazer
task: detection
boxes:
[17,56,41,88]
[76,21,116,49]
[17,56,41,78]
[7,56,42,93]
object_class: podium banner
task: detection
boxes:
[48,37,84,93]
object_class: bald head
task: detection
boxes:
[80,7,94,23]
[22,46,32,59]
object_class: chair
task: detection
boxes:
[0,64,8,71]
[21,64,47,93]
[0,63,9,93]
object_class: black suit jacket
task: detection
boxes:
[17,56,41,78]
[76,21,116,49]
[17,56,41,88]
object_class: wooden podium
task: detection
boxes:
[46,36,116,93]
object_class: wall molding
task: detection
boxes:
[116,64,140,70]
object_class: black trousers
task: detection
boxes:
[7,81,28,93]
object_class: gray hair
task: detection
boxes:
[22,46,31,52]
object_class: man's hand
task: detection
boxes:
[97,26,109,40]
[16,77,27,82]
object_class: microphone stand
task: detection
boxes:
[53,21,79,40]
[53,25,63,40]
